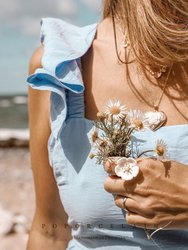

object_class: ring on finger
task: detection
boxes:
[122,197,128,211]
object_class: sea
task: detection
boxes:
[0,0,101,134]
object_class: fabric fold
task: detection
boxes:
[27,17,98,139]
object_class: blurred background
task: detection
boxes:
[0,0,102,249]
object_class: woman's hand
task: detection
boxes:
[103,157,188,230]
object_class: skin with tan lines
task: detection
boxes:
[27,17,188,250]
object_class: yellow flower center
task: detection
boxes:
[99,140,107,148]
[156,146,165,156]
[133,118,143,129]
[110,106,121,115]
[97,112,106,121]
[89,153,95,159]
[92,131,98,142]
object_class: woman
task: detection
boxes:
[27,0,188,249]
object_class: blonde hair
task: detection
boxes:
[103,0,188,68]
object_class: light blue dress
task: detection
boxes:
[27,18,188,249]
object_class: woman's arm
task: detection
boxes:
[27,47,72,250]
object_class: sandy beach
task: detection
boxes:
[0,148,34,250]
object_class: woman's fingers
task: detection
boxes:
[126,213,155,229]
[114,195,173,230]
[104,176,136,196]
[114,195,137,213]
[103,157,120,175]
[126,213,173,230]
[114,195,154,217]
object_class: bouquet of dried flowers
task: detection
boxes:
[90,100,170,239]
[90,100,168,180]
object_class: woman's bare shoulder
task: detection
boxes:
[28,45,50,129]
[29,45,44,75]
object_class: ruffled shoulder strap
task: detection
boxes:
[27,18,97,139]
[27,17,97,96]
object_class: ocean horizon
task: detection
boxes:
[0,95,28,130]
[0,0,101,96]
[0,0,101,130]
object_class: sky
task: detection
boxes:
[0,0,102,95]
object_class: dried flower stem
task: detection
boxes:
[137,150,155,158]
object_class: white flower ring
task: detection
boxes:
[114,158,139,181]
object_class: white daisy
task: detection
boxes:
[127,110,149,131]
[103,100,127,120]
[115,157,139,181]
[154,139,168,159]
